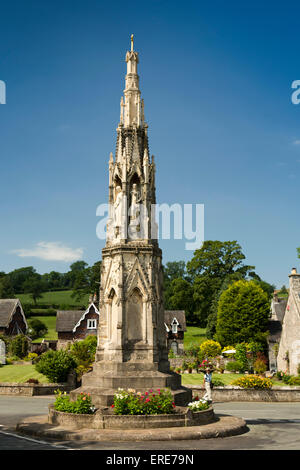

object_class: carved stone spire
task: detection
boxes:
[118,36,144,129]
[70,38,191,409]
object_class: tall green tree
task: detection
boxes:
[23,275,45,305]
[0,275,15,299]
[187,241,256,327]
[165,278,195,324]
[64,261,89,289]
[8,267,37,293]
[71,261,101,302]
[163,261,188,309]
[206,272,244,339]
[215,280,270,346]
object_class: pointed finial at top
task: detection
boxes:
[131,34,134,51]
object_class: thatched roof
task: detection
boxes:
[56,303,100,333]
[164,310,186,331]
[56,310,84,332]
[0,299,27,329]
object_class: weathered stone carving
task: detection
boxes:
[70,38,191,408]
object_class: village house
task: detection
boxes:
[0,299,28,336]
[56,305,186,354]
[164,310,186,356]
[56,302,100,349]
[268,294,287,372]
[277,268,300,375]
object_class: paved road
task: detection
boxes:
[1,396,300,450]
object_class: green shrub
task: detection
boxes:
[185,343,200,358]
[253,359,267,375]
[35,350,76,383]
[70,336,97,366]
[211,377,225,387]
[235,343,248,371]
[10,335,29,359]
[25,352,39,363]
[226,360,245,373]
[28,318,48,340]
[199,340,221,359]
[112,388,176,415]
[276,371,291,384]
[287,376,300,386]
[53,390,95,414]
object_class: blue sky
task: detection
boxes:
[0,0,300,287]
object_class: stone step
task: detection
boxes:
[81,373,181,390]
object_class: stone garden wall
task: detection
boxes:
[187,385,300,402]
[0,382,72,396]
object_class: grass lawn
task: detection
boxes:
[181,372,243,386]
[181,372,286,387]
[17,290,89,307]
[184,326,207,349]
[0,364,49,383]
[28,316,58,343]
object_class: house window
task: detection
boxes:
[87,319,97,329]
[171,318,179,334]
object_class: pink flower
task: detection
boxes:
[82,397,86,400]
[145,398,150,402]
[149,389,153,393]
[145,392,148,396]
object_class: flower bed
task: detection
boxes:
[48,404,216,429]
[53,390,96,414]
[227,375,272,390]
[111,388,176,415]
[187,398,210,411]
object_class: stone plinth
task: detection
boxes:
[70,361,192,406]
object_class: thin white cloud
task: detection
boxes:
[292,140,300,145]
[12,242,84,262]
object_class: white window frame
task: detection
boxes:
[171,317,179,334]
[87,319,97,329]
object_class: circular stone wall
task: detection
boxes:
[48,405,216,430]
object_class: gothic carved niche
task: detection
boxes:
[126,287,143,343]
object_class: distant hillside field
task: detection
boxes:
[17,290,89,307]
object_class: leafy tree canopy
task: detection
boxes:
[215,280,270,346]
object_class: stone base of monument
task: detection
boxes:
[16,409,248,442]
[48,404,216,429]
[70,361,192,407]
